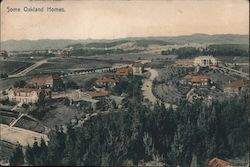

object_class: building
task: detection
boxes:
[194,56,218,67]
[83,90,109,99]
[115,67,133,77]
[8,88,51,104]
[95,76,118,87]
[207,157,231,167]
[182,74,212,86]
[29,75,63,90]
[175,59,194,67]
[82,91,108,111]
[66,90,100,111]
[224,80,247,94]
[132,62,144,75]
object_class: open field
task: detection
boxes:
[0,61,33,74]
[27,57,123,75]
[14,116,46,133]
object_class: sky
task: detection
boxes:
[1,0,249,41]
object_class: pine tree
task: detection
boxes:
[10,144,24,166]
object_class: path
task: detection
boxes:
[10,102,23,111]
[9,113,25,127]
[141,68,159,104]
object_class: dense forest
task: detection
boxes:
[161,44,249,59]
[9,94,248,166]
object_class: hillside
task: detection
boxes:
[1,34,248,52]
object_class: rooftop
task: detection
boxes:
[95,76,118,84]
[208,157,231,167]
[11,88,51,95]
[224,80,246,89]
[84,91,108,98]
[194,55,217,59]
[30,75,59,84]
[132,62,144,67]
[116,67,133,76]
[176,59,194,65]
[184,74,211,83]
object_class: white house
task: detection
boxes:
[194,56,218,67]
[132,62,144,75]
[8,88,51,104]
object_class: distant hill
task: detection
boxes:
[0,39,89,52]
[1,34,248,51]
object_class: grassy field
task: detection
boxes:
[0,61,33,74]
[14,116,46,133]
[28,57,115,75]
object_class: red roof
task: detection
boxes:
[184,74,211,83]
[176,60,194,66]
[208,157,230,167]
[85,91,108,98]
[95,76,117,84]
[30,75,57,84]
[224,80,246,89]
[115,67,133,76]
[132,62,143,67]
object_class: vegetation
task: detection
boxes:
[85,40,130,48]
[113,76,143,96]
[9,144,24,166]
[0,73,8,78]
[8,69,248,166]
[10,93,248,166]
[161,44,249,59]
[13,80,27,88]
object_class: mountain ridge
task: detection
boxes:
[1,34,248,51]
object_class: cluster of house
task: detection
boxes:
[180,71,248,96]
[48,47,73,57]
[176,55,218,67]
[8,75,63,104]
[66,61,144,111]
[95,61,144,88]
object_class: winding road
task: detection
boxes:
[141,68,159,104]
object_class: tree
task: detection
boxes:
[143,132,155,161]
[10,144,24,166]
[0,73,8,78]
[37,91,46,107]
[14,80,27,88]
[64,97,71,106]
[25,145,34,165]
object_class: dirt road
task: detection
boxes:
[141,68,159,104]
